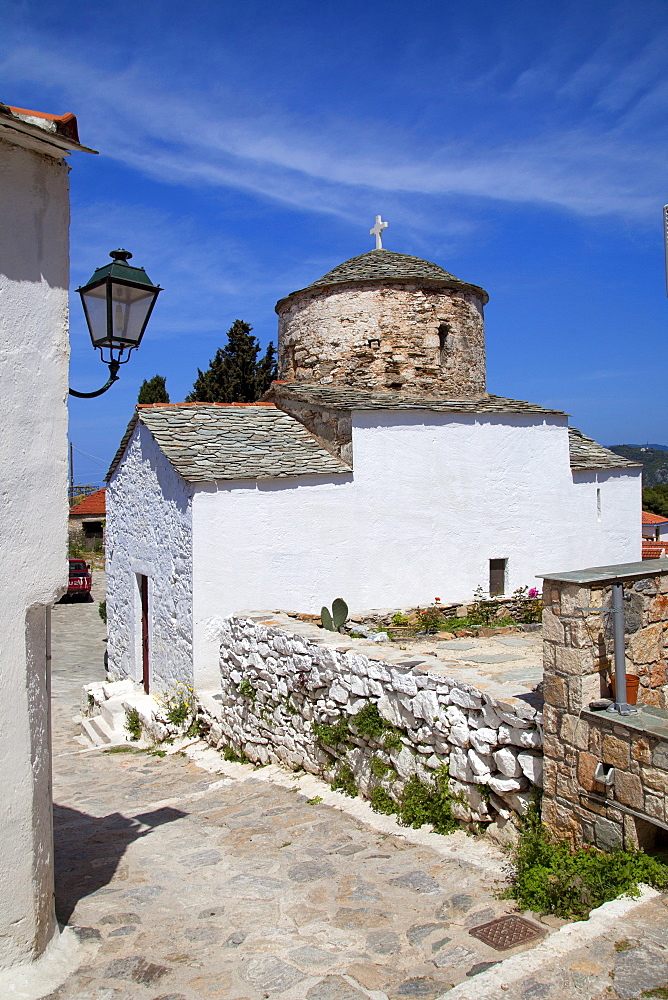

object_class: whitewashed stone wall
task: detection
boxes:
[192,412,640,683]
[106,421,194,692]
[0,134,71,966]
[202,616,543,828]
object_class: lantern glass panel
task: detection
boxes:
[80,283,108,348]
[110,283,155,347]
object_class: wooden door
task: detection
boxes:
[139,575,150,693]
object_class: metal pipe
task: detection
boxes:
[608,581,636,715]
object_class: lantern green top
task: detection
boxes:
[81,249,160,291]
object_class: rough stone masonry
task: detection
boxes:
[198,613,543,833]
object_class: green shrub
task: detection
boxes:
[441,617,472,631]
[383,730,404,752]
[353,702,387,739]
[391,612,410,626]
[223,745,249,764]
[467,587,497,626]
[415,606,444,634]
[503,801,668,919]
[238,679,256,701]
[98,600,107,624]
[157,682,195,726]
[397,767,461,835]
[312,716,350,747]
[125,708,142,741]
[352,702,405,751]
[331,763,358,797]
[370,756,395,779]
[187,718,207,738]
[370,786,396,815]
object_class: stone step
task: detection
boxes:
[100,698,128,729]
[81,715,119,747]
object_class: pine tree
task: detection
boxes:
[186,320,277,403]
[138,375,170,404]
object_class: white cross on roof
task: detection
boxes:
[369,215,388,250]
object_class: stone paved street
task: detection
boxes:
[43,576,668,1000]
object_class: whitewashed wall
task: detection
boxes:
[191,411,640,684]
[0,138,70,965]
[107,423,194,691]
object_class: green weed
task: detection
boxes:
[238,679,256,701]
[397,767,461,835]
[312,716,350,748]
[503,800,668,919]
[125,708,142,741]
[370,756,395,779]
[331,763,358,798]
[370,787,396,815]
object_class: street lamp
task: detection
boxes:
[69,249,162,398]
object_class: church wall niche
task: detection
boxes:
[276,281,486,395]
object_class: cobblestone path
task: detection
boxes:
[45,578,668,1000]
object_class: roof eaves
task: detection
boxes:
[0,104,97,156]
[106,413,139,481]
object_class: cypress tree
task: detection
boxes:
[137,375,170,403]
[186,320,277,403]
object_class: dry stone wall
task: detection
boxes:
[276,283,486,395]
[199,615,543,832]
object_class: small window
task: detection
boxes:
[489,559,506,596]
[438,323,450,366]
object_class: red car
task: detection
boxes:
[67,558,92,600]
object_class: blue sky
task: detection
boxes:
[2,0,667,486]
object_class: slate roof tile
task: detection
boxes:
[276,249,489,310]
[107,404,351,483]
[269,381,565,416]
[567,427,641,471]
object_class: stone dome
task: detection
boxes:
[276,249,488,310]
[275,249,488,396]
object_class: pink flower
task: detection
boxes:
[528,588,539,599]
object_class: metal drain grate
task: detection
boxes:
[468,915,544,951]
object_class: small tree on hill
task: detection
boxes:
[138,375,170,404]
[186,320,277,403]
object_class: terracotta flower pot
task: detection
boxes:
[610,675,640,705]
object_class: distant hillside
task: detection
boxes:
[607,445,668,486]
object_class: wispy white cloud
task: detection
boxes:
[1,16,667,228]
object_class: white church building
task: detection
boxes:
[106,245,641,691]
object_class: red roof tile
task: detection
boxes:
[642,511,668,525]
[70,488,106,517]
[7,105,81,143]
[642,539,668,559]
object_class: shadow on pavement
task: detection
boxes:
[53,802,187,923]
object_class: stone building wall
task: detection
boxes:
[276,283,486,395]
[107,421,194,693]
[198,615,543,832]
[541,561,668,851]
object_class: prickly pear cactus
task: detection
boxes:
[321,606,334,630]
[332,598,348,631]
[321,599,348,632]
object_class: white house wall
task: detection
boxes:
[0,138,70,965]
[192,412,640,684]
[107,423,194,691]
